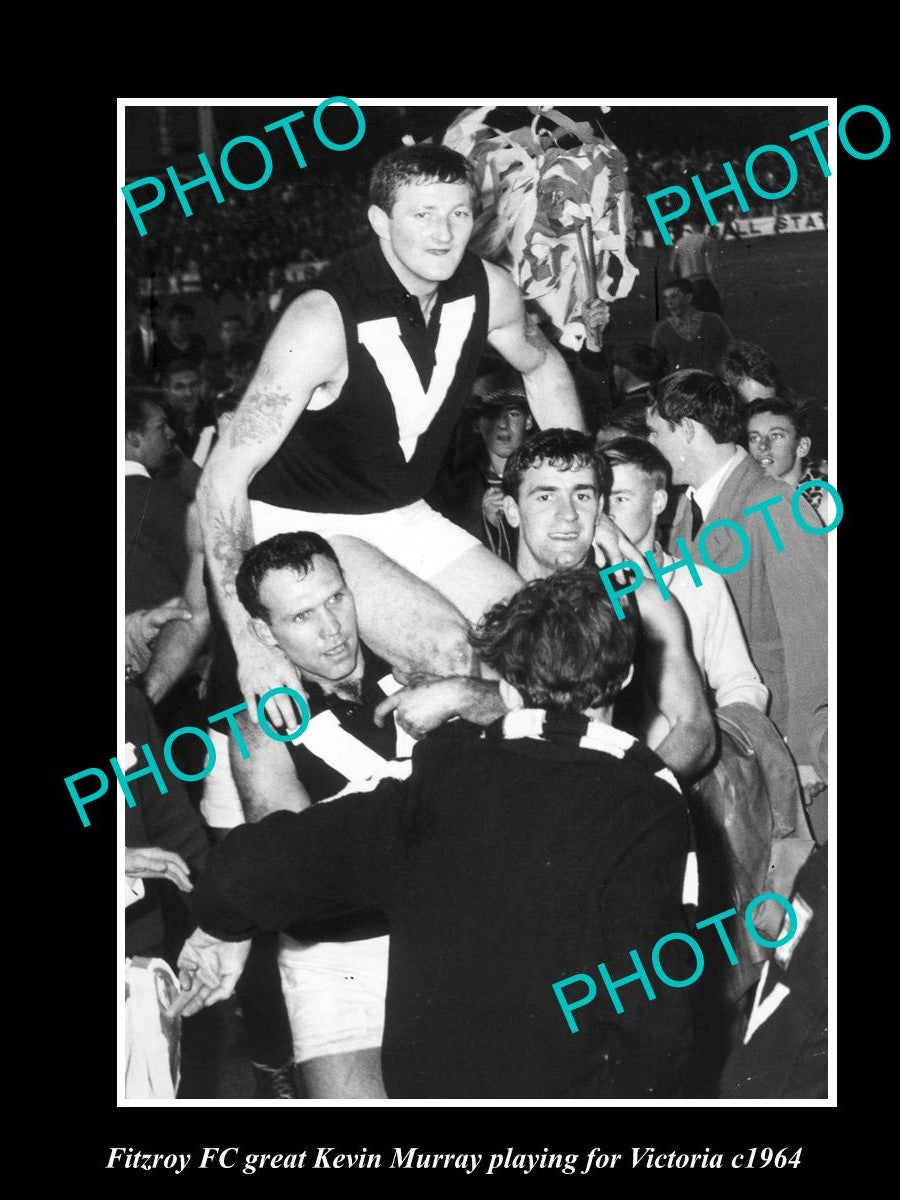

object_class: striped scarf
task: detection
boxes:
[489,708,682,796]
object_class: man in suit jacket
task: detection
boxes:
[126,389,211,774]
[124,390,189,613]
[126,300,162,383]
[646,370,827,784]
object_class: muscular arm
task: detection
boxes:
[175,780,408,1015]
[196,290,346,721]
[192,783,408,941]
[230,713,313,823]
[596,515,715,780]
[484,262,585,432]
[636,582,717,780]
[144,504,210,704]
[374,675,506,738]
[450,676,507,725]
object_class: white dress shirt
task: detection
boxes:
[643,543,769,750]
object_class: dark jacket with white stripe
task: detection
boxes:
[192,711,695,1099]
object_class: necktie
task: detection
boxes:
[690,494,703,540]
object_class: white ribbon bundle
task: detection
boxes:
[444,106,637,350]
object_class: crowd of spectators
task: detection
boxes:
[125,139,829,306]
[629,143,828,234]
[126,172,371,303]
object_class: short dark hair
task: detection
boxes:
[502,428,611,502]
[717,340,781,391]
[649,369,743,445]
[369,144,478,213]
[610,342,666,384]
[662,278,693,296]
[125,388,162,435]
[595,400,652,445]
[469,568,636,713]
[745,395,811,440]
[236,532,342,622]
[603,435,672,491]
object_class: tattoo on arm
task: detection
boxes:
[207,498,253,599]
[229,381,295,448]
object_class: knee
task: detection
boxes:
[417,621,476,678]
[437,628,477,677]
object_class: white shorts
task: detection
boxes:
[250,498,480,582]
[278,932,389,1064]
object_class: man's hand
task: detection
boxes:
[582,299,611,351]
[168,929,252,1019]
[600,514,646,562]
[235,630,307,728]
[594,512,650,582]
[125,599,192,673]
[125,846,193,893]
[375,676,507,733]
[798,763,827,805]
[481,486,505,529]
[594,510,642,577]
[374,678,463,738]
[142,597,193,638]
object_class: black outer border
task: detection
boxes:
[41,94,884,1180]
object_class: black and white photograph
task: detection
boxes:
[110,98,848,1125]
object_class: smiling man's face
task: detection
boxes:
[504,459,600,580]
[369,179,474,294]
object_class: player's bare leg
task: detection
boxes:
[297,1048,386,1099]
[330,536,522,679]
[330,535,477,678]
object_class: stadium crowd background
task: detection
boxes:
[125,142,827,305]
